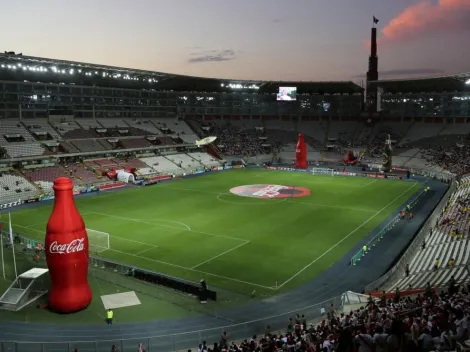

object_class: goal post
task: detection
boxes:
[86,228,110,254]
[312,167,334,176]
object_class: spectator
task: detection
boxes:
[373,325,388,352]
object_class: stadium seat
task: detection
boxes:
[139,156,181,175]
[0,172,39,204]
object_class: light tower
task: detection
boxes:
[366,24,379,113]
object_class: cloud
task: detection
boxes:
[188,49,237,63]
[353,68,445,79]
[379,0,470,44]
[272,19,282,23]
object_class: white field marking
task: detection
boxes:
[19,222,270,290]
[134,245,158,256]
[276,182,418,289]
[157,185,228,195]
[285,200,376,213]
[89,212,247,242]
[13,223,159,248]
[20,222,271,290]
[362,179,379,187]
[90,212,191,230]
[216,193,288,205]
[90,213,191,232]
[191,240,250,269]
[107,247,275,290]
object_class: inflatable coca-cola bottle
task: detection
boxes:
[296,133,307,169]
[45,177,92,313]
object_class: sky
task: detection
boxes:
[1,0,469,82]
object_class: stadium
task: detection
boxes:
[0,24,469,352]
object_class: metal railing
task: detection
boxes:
[350,189,425,266]
[364,180,456,292]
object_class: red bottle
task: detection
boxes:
[45,177,92,313]
[296,133,307,169]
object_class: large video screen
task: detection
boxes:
[277,87,297,101]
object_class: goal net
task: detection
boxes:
[312,167,334,176]
[86,228,110,254]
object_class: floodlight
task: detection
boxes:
[465,79,470,85]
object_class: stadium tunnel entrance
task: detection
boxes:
[117,171,135,183]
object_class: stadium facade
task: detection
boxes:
[1,53,469,126]
[0,53,364,121]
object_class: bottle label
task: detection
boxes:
[49,238,85,254]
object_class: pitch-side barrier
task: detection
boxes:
[350,188,425,266]
[364,179,456,292]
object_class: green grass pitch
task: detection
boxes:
[7,169,420,297]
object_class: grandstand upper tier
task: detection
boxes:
[0,52,469,168]
[0,52,362,94]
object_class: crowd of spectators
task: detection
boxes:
[421,137,470,174]
[194,281,470,352]
[209,123,282,157]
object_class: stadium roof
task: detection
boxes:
[0,52,362,94]
[368,72,470,94]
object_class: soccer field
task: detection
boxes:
[7,169,420,296]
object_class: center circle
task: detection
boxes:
[229,184,311,199]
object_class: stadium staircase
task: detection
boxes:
[19,122,36,140]
[351,120,365,144]
[436,125,448,136]
[48,121,64,137]
[185,119,206,138]
[59,140,80,153]
[204,145,223,160]
[74,120,91,131]
[397,120,416,145]
[367,121,382,144]
[323,119,331,147]
[14,169,41,191]
[402,149,422,166]
[386,182,470,291]
[148,120,163,133]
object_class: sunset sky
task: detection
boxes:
[1,0,469,82]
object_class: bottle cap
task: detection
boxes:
[53,177,73,192]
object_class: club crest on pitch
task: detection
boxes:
[230,184,310,199]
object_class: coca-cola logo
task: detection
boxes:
[49,238,85,254]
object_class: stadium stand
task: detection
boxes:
[165,153,203,169]
[52,120,97,139]
[153,119,198,143]
[22,119,61,140]
[1,52,469,350]
[0,172,39,203]
[124,119,162,135]
[3,143,45,158]
[400,122,446,146]
[139,156,181,174]
[0,120,35,143]
[71,139,110,153]
[297,120,327,146]
[187,152,220,168]
[120,138,153,149]
[388,179,470,291]
[23,166,70,191]
[97,118,128,128]
[77,119,104,130]
[66,164,102,184]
